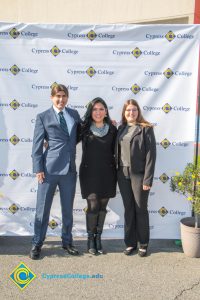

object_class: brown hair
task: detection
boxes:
[121,99,152,127]
[51,84,69,97]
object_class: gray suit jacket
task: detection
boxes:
[32,106,81,175]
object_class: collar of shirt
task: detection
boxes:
[52,105,74,134]
[53,105,65,115]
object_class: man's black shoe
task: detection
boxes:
[30,245,41,260]
[62,245,79,256]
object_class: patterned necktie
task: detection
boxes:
[58,111,69,136]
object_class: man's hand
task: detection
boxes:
[36,172,45,184]
[111,119,117,126]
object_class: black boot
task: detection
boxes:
[86,212,98,255]
[96,210,107,254]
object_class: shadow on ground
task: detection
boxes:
[0,236,183,258]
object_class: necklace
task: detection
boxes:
[90,123,109,137]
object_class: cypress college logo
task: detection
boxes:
[154,173,170,183]
[10,99,20,110]
[0,99,38,110]
[146,30,194,41]
[48,219,59,229]
[86,67,96,77]
[9,203,19,214]
[158,207,168,217]
[131,84,141,94]
[0,205,36,214]
[0,135,33,145]
[9,28,20,39]
[9,169,20,180]
[9,27,38,38]
[67,30,115,40]
[163,68,173,79]
[9,262,36,290]
[32,46,79,56]
[149,207,186,217]
[0,27,38,38]
[10,64,20,75]
[51,46,60,56]
[0,134,33,146]
[67,66,114,77]
[113,47,160,58]
[159,173,169,183]
[160,138,171,149]
[131,47,141,58]
[0,170,35,179]
[0,64,38,75]
[112,83,159,94]
[143,103,190,113]
[159,138,188,149]
[32,82,78,92]
[87,30,97,41]
[9,135,20,145]
[144,68,192,79]
[165,31,176,42]
[162,103,172,113]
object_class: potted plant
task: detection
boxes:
[170,162,200,258]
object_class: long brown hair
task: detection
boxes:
[83,97,112,127]
[121,99,152,127]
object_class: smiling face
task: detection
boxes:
[51,91,68,111]
[91,102,107,126]
[124,104,138,124]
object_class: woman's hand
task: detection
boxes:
[143,185,151,191]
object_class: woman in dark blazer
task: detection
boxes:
[116,99,156,257]
[78,97,117,255]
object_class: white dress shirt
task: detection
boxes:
[53,105,75,135]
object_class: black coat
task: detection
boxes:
[115,124,156,186]
[79,124,117,199]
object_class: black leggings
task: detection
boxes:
[86,194,109,214]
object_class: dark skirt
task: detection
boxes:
[79,161,117,199]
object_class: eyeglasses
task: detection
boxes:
[125,109,138,112]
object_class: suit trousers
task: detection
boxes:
[32,170,77,247]
[117,167,150,247]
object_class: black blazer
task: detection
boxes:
[115,124,156,186]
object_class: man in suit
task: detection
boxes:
[30,84,81,259]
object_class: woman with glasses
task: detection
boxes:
[116,99,156,257]
[78,97,117,255]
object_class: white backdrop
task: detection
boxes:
[0,23,199,239]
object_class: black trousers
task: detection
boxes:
[117,167,150,247]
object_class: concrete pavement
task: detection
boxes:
[0,237,200,300]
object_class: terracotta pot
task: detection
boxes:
[180,217,200,258]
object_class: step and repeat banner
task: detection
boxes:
[0,23,199,239]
